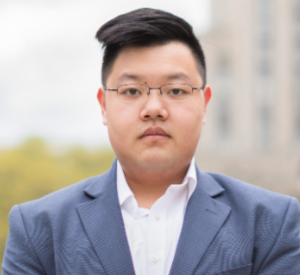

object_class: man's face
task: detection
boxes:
[97,41,211,173]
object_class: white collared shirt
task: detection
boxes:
[117,158,197,275]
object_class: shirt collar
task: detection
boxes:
[117,158,197,207]
[182,157,197,203]
[117,161,134,206]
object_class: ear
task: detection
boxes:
[201,85,212,125]
[97,88,107,125]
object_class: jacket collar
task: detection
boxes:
[196,165,225,197]
[83,159,118,198]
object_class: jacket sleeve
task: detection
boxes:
[255,197,300,275]
[1,205,46,275]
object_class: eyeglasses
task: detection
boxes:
[105,83,203,102]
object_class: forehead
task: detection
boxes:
[106,42,203,86]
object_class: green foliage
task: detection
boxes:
[0,138,115,262]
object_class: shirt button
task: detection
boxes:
[152,255,159,263]
[154,214,160,221]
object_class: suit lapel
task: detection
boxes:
[77,160,135,275]
[170,168,231,275]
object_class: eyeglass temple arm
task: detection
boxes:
[106,88,118,92]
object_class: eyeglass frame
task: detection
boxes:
[105,83,204,97]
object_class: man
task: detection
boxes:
[2,8,300,275]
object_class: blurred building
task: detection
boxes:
[196,0,300,198]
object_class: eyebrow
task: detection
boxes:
[117,72,191,82]
[117,73,142,82]
[165,72,191,81]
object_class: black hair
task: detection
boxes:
[95,8,206,87]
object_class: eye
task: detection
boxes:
[168,88,185,95]
[123,88,141,96]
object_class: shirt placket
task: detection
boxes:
[147,207,166,275]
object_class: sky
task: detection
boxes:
[0,0,211,149]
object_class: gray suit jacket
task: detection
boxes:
[2,159,300,274]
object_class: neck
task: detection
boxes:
[121,161,191,209]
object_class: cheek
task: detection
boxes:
[169,104,202,156]
[172,104,203,149]
[106,102,138,142]
[172,103,203,133]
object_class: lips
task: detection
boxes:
[140,127,170,139]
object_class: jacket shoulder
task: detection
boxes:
[204,171,300,233]
[17,171,107,219]
[206,171,293,207]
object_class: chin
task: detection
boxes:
[136,153,176,171]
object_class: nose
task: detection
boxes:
[140,89,168,121]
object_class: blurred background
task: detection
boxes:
[0,0,299,262]
[196,0,300,201]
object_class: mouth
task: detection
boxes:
[140,127,170,141]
